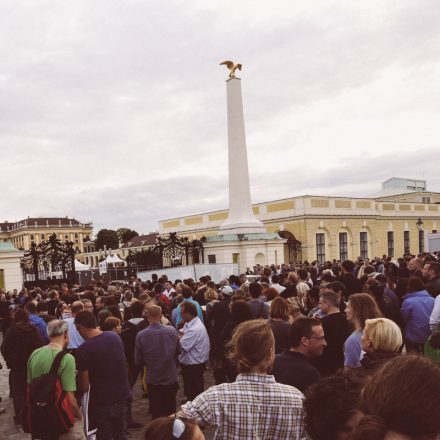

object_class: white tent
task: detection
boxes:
[75,259,90,271]
[104,254,126,266]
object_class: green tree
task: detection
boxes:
[95,229,119,250]
[117,228,139,243]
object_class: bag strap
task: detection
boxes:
[49,350,67,377]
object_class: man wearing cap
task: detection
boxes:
[210,285,233,384]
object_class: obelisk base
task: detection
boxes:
[204,233,286,273]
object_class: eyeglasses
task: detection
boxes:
[308,336,326,341]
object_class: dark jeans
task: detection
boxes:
[10,369,27,424]
[148,382,178,419]
[94,400,127,440]
[181,363,205,401]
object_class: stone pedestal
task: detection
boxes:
[204,233,285,273]
[0,243,24,291]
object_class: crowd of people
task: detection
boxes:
[0,252,439,440]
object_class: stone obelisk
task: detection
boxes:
[219,77,266,234]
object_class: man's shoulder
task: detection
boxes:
[270,380,305,398]
[80,331,118,349]
[227,377,304,399]
[28,346,45,361]
[139,324,177,336]
[322,312,346,324]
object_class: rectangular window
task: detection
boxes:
[316,233,325,264]
[360,232,368,259]
[387,231,394,257]
[74,233,78,238]
[0,269,4,289]
[418,230,424,254]
[41,234,45,240]
[339,232,348,261]
[30,234,34,240]
[404,231,410,255]
[232,253,239,264]
[208,254,216,264]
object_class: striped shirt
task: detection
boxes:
[181,373,310,440]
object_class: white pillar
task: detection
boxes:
[219,77,266,234]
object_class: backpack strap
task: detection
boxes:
[49,350,68,377]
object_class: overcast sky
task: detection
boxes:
[1,0,440,235]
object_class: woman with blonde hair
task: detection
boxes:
[344,293,382,368]
[360,317,402,369]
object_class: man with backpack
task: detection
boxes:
[26,319,82,439]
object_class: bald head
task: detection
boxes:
[409,258,423,272]
[71,301,84,315]
[146,304,162,323]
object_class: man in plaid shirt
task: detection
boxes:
[180,320,310,439]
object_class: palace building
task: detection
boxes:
[158,178,440,265]
[0,217,93,253]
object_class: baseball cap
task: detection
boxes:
[220,286,233,296]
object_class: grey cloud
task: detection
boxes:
[1,1,440,233]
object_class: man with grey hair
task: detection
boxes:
[27,319,82,433]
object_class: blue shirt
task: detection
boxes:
[344,330,363,368]
[65,317,85,349]
[134,323,179,385]
[174,298,204,326]
[179,317,210,365]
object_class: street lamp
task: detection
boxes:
[416,218,424,254]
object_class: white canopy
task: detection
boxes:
[75,259,90,271]
[104,254,126,265]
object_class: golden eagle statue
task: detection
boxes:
[219,61,242,78]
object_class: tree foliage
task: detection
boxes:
[117,228,139,243]
[95,229,119,250]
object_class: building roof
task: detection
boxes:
[120,233,158,248]
[0,242,20,252]
[0,217,91,232]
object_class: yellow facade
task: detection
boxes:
[159,191,440,263]
[0,218,93,253]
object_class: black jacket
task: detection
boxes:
[1,322,44,371]
[426,276,440,298]
[273,350,320,393]
[337,273,362,299]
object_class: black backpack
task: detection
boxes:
[23,350,75,438]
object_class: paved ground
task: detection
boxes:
[0,338,216,440]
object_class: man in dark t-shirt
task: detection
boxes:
[75,311,131,440]
[314,290,350,376]
[273,317,323,393]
